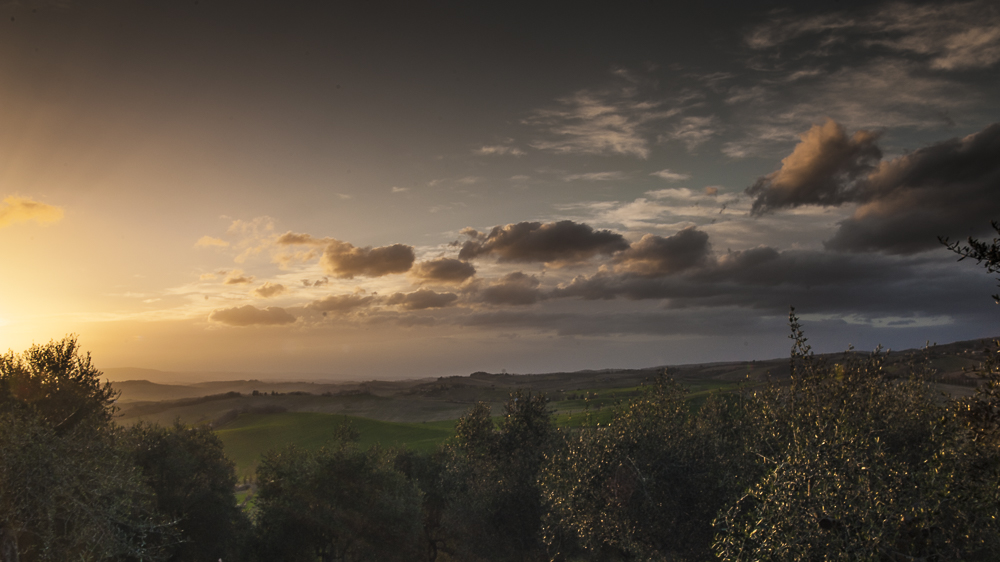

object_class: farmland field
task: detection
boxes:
[112,338,989,479]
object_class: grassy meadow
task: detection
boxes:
[216,413,456,478]
[112,338,987,480]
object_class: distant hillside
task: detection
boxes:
[113,336,994,427]
[102,367,354,385]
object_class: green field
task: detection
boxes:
[216,412,455,478]
[215,382,742,478]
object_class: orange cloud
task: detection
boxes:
[195,236,229,248]
[252,282,287,298]
[0,196,64,228]
[746,119,881,215]
[208,305,296,326]
[223,270,255,285]
[275,231,331,246]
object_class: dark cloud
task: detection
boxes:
[386,289,458,310]
[459,308,769,337]
[549,244,989,321]
[302,277,329,287]
[613,227,711,277]
[478,272,543,306]
[746,1,1000,71]
[307,294,376,314]
[747,121,1000,255]
[208,305,296,326]
[826,123,1000,254]
[252,282,286,298]
[458,220,628,263]
[746,119,882,215]
[410,258,476,284]
[321,240,415,278]
[275,232,414,276]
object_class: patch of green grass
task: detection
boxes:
[216,412,455,478]
[213,381,745,478]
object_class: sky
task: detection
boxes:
[2,0,999,380]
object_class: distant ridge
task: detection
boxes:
[106,336,998,389]
[102,367,352,385]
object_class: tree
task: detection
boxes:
[253,442,423,562]
[446,391,555,561]
[127,421,251,562]
[712,312,1000,561]
[540,374,752,561]
[940,220,1000,302]
[0,337,171,562]
[0,335,118,433]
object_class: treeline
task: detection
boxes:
[3,323,1000,561]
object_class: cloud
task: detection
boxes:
[612,227,711,277]
[475,145,526,156]
[226,216,277,263]
[548,242,985,323]
[726,6,989,160]
[276,231,330,246]
[458,220,629,264]
[391,186,410,193]
[746,119,882,215]
[321,240,415,278]
[478,272,543,306]
[252,282,287,298]
[273,248,323,268]
[745,1,1000,71]
[746,121,1000,254]
[564,171,627,182]
[223,270,255,285]
[386,289,458,310]
[0,196,63,228]
[195,236,229,248]
[307,293,376,314]
[525,81,679,159]
[410,258,476,284]
[825,122,1000,254]
[650,169,691,182]
[558,189,739,232]
[208,305,296,326]
[459,309,770,338]
[661,115,719,150]
[645,188,701,200]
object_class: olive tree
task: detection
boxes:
[446,391,555,561]
[0,336,171,562]
[940,220,1000,303]
[713,313,1000,561]
[253,442,423,562]
[540,374,752,561]
[128,421,251,562]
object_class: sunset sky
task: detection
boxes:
[2,0,999,380]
